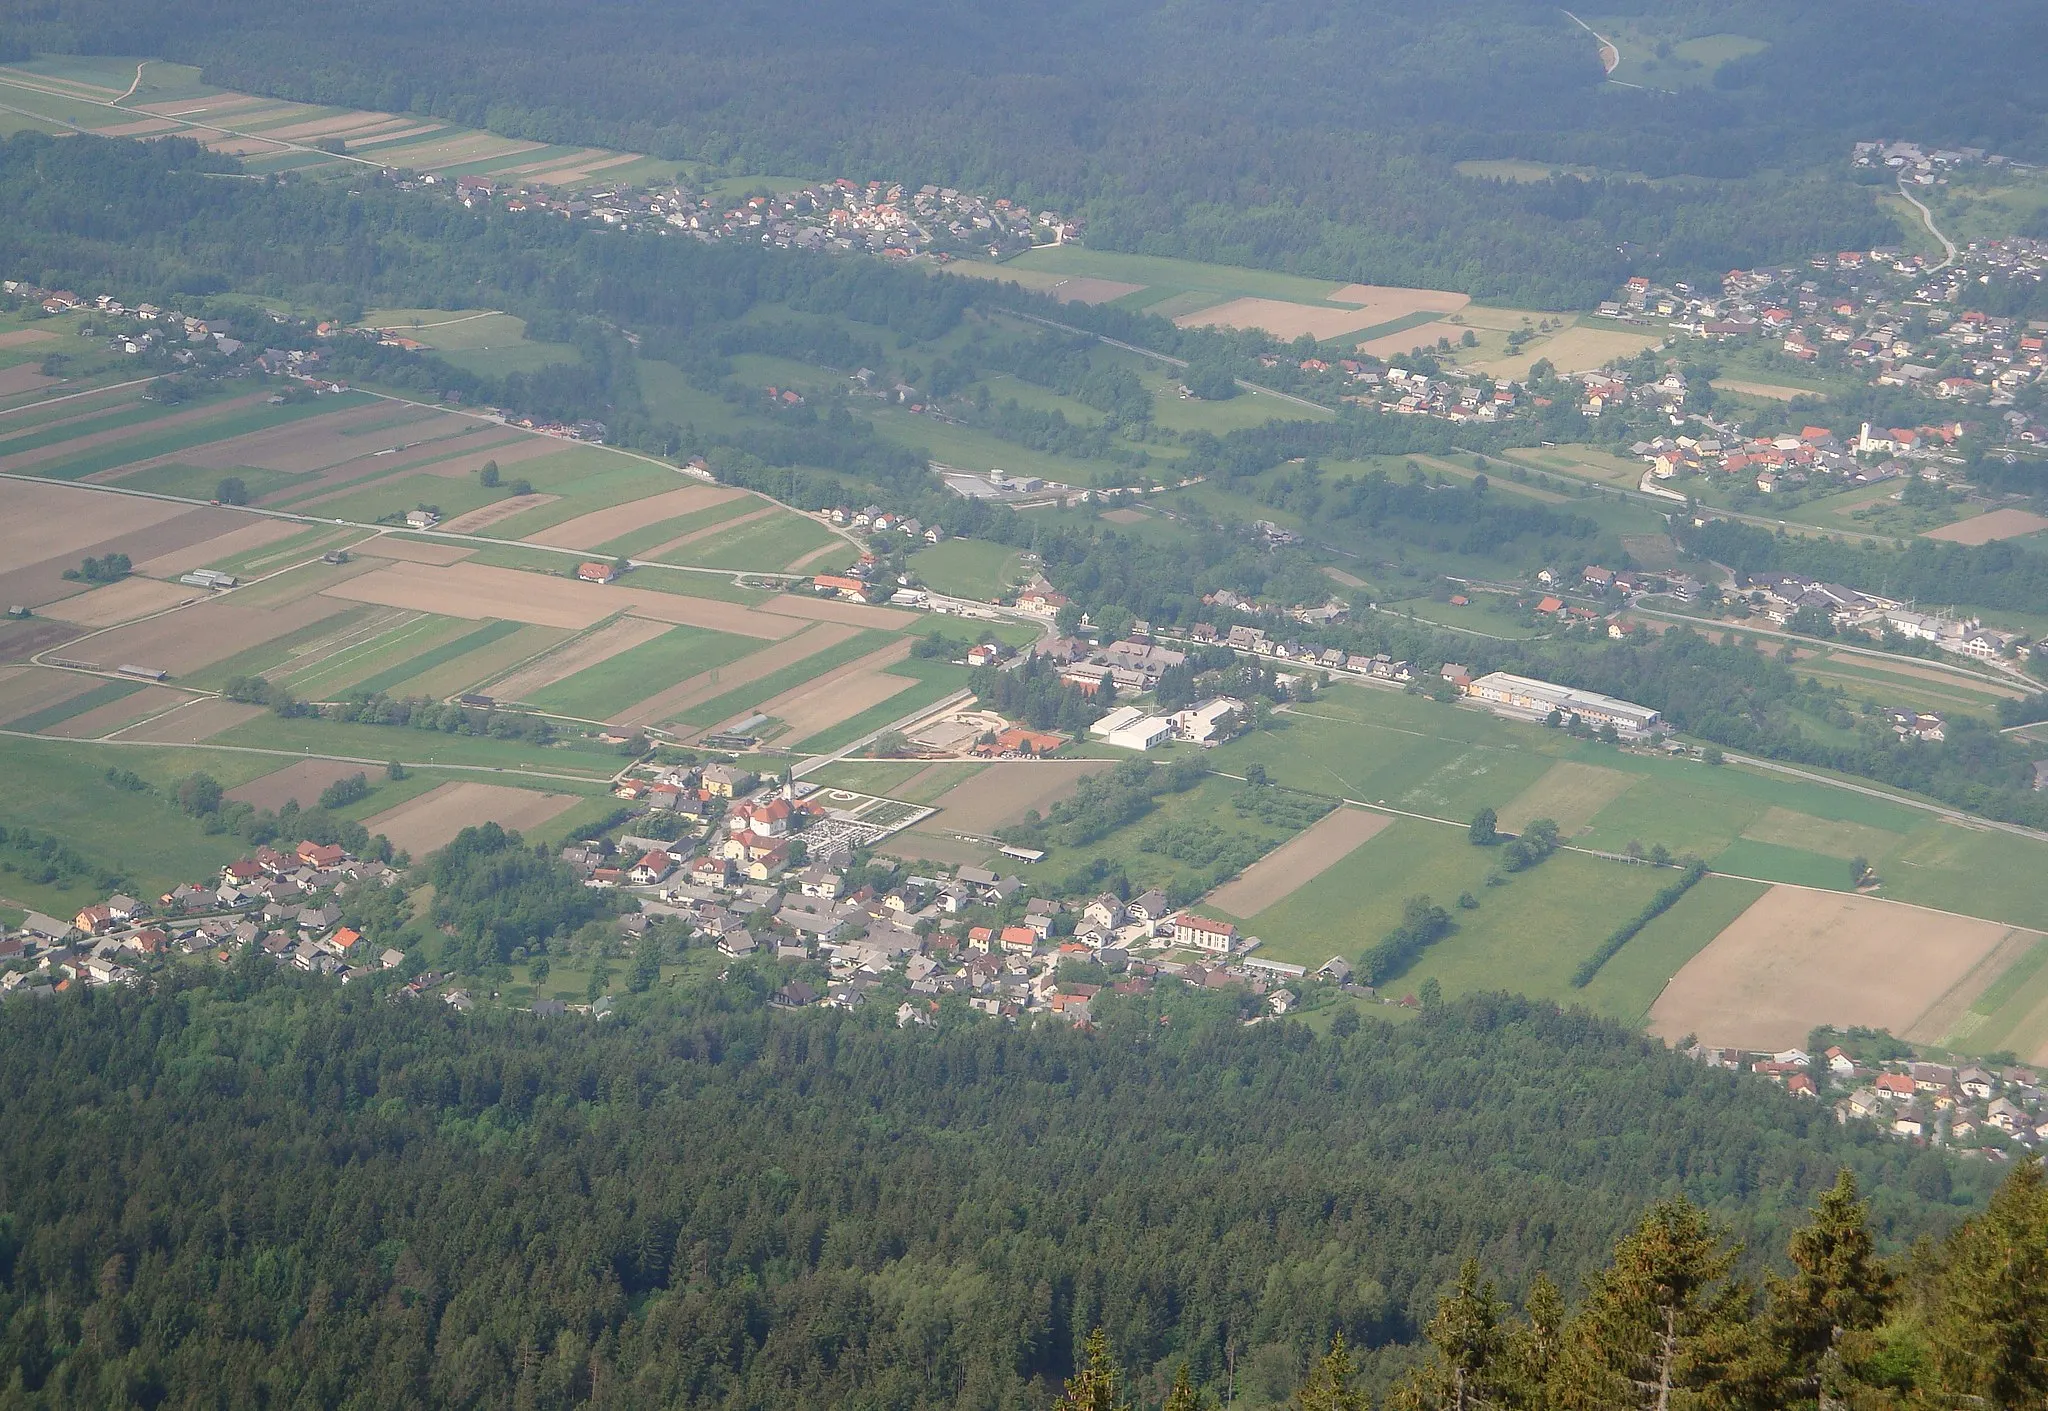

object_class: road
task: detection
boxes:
[1001,309,1335,415]
[1895,177,1957,273]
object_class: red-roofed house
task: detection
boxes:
[1172,915,1237,953]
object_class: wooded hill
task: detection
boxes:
[0,973,1987,1406]
[4,0,2043,300]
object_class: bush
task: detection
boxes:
[317,772,371,810]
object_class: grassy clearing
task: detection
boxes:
[526,626,759,719]
[909,539,1026,600]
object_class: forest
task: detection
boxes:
[3,1,2044,299]
[0,974,1992,1408]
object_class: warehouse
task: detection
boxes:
[1464,671,1660,734]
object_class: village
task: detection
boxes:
[1695,1039,2048,1162]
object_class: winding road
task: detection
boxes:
[1894,177,1957,272]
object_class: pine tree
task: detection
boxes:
[1501,1273,1565,1411]
[1163,1364,1203,1411]
[1391,1258,1508,1411]
[1927,1157,2048,1408]
[1552,1196,1747,1411]
[1294,1333,1369,1411]
[1762,1169,1896,1407]
[1055,1329,1132,1411]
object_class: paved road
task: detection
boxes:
[1895,178,1957,273]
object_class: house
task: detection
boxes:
[1125,890,1171,925]
[577,561,620,584]
[405,509,440,530]
[73,904,114,936]
[1826,1046,1857,1077]
[1172,915,1237,953]
[771,981,819,1009]
[1787,1073,1818,1098]
[998,925,1038,952]
[629,850,674,885]
[1959,1066,1996,1100]
[297,840,345,869]
[1874,1072,1916,1099]
[1988,1098,2028,1133]
[717,930,758,959]
[701,764,756,797]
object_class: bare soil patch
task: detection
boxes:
[38,576,199,628]
[256,111,410,142]
[0,480,191,569]
[80,593,349,676]
[531,486,749,551]
[352,537,476,565]
[920,760,1117,835]
[1496,761,1637,836]
[1647,886,2026,1050]
[758,640,917,742]
[116,696,265,744]
[1354,320,1469,358]
[610,622,855,728]
[1327,284,1472,314]
[439,493,559,533]
[1206,807,1392,919]
[1819,650,2026,698]
[0,618,82,663]
[364,782,580,856]
[758,593,918,630]
[0,667,102,726]
[0,366,57,398]
[1044,277,1145,305]
[1712,379,1817,402]
[0,496,241,611]
[320,559,793,637]
[43,684,187,739]
[1173,297,1389,343]
[1925,508,2048,545]
[135,518,304,578]
[228,758,381,811]
[0,329,57,348]
[490,616,671,701]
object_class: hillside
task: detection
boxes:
[3,1,2044,300]
[0,974,1985,1406]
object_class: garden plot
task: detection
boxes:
[1647,885,2029,1051]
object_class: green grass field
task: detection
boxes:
[0,736,279,913]
[276,615,475,700]
[380,623,569,699]
[345,619,527,698]
[909,539,1026,600]
[525,625,760,719]
[213,712,623,778]
[681,511,838,571]
[1003,247,1354,306]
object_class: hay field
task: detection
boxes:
[135,519,305,579]
[917,760,1118,835]
[227,759,378,811]
[38,577,198,628]
[1647,886,2026,1049]
[0,667,103,727]
[487,616,672,702]
[1205,806,1392,919]
[1925,508,2048,545]
[318,560,793,636]
[1172,297,1385,342]
[1478,324,1661,380]
[608,622,858,728]
[43,685,187,739]
[363,781,581,855]
[439,494,559,533]
[531,485,750,550]
[1495,761,1638,835]
[758,639,916,741]
[73,594,349,677]
[115,698,265,744]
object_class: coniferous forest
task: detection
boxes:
[0,973,1997,1408]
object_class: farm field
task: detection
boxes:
[523,624,760,721]
[1204,806,1390,920]
[0,57,672,185]
[1472,318,1662,380]
[1647,886,2031,1051]
[362,780,586,856]
[1924,507,2048,545]
[909,539,1027,600]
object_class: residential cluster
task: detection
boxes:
[0,839,400,996]
[1730,570,2031,662]
[1695,1040,2048,1157]
[1603,234,2046,430]
[429,171,1076,260]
